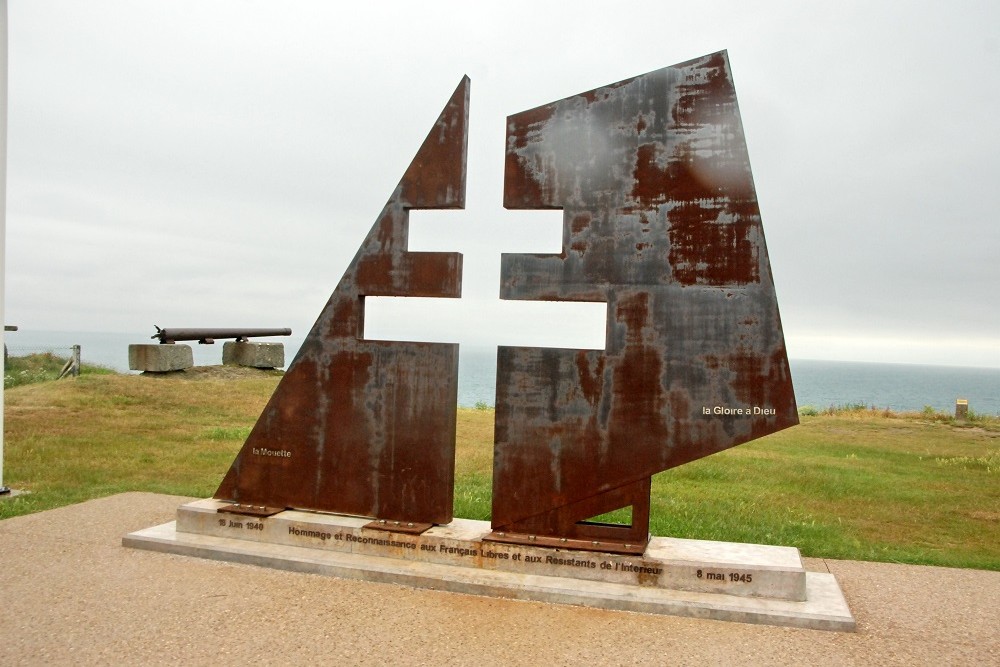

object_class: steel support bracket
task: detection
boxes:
[483,530,650,556]
[216,503,285,517]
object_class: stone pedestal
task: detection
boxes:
[128,344,193,372]
[124,499,856,631]
[222,342,284,369]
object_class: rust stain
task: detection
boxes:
[669,219,759,286]
[575,350,605,407]
[636,114,648,134]
[504,151,545,210]
[571,213,591,234]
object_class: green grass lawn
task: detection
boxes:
[3,370,997,570]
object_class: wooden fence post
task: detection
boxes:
[57,345,81,379]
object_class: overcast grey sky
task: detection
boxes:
[3,0,998,368]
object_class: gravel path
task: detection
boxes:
[0,493,996,665]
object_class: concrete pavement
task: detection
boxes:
[1,493,996,665]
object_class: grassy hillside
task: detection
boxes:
[2,370,997,570]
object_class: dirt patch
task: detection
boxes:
[140,365,284,380]
[953,425,1000,436]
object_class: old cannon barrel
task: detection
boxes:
[152,326,292,344]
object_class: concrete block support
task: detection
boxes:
[128,344,193,372]
[124,499,857,631]
[223,341,284,368]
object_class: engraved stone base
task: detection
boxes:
[128,344,193,372]
[222,341,284,368]
[124,499,855,631]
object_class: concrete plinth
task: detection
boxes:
[222,342,284,368]
[128,344,193,372]
[124,499,855,631]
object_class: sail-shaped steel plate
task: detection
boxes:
[492,52,797,551]
[215,77,470,526]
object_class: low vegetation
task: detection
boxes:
[2,366,997,570]
[4,352,114,389]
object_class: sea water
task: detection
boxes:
[5,330,998,415]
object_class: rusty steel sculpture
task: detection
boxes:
[215,77,469,531]
[213,51,796,553]
[489,51,797,554]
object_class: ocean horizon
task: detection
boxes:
[4,329,998,416]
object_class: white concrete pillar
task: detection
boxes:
[1,0,9,492]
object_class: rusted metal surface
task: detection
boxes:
[215,77,470,525]
[153,326,291,344]
[484,531,648,556]
[216,503,284,517]
[364,520,434,536]
[492,51,797,549]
